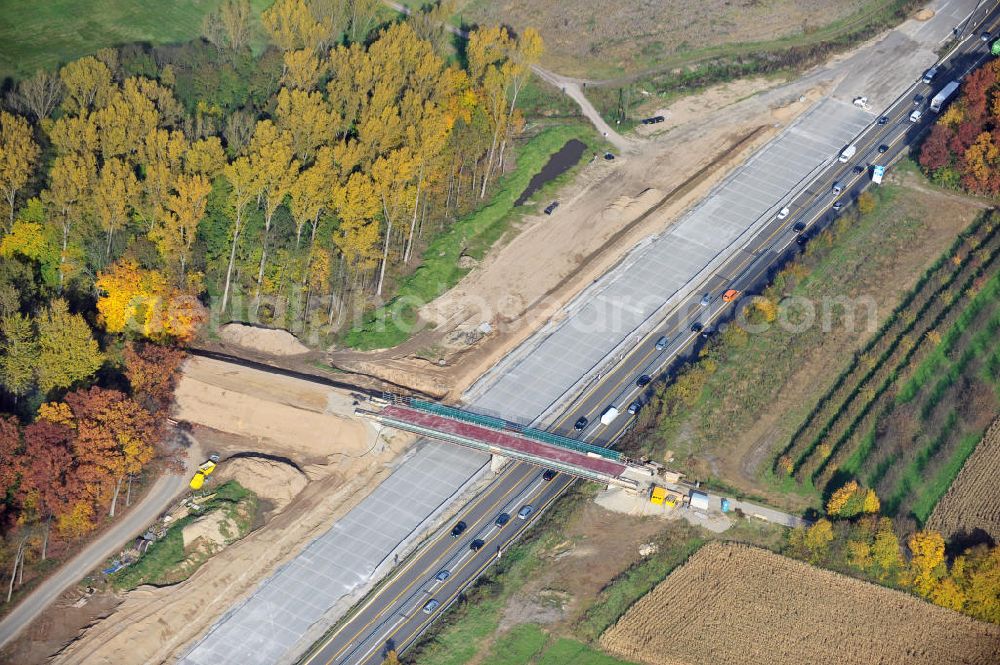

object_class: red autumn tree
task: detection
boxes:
[18,419,85,551]
[65,387,159,518]
[919,124,954,170]
[123,342,186,412]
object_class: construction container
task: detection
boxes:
[689,490,710,511]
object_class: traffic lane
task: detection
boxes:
[327,15,1000,664]
[317,464,546,664]
[354,470,572,664]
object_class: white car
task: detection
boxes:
[910,109,922,123]
[776,207,790,220]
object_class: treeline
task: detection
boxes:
[920,59,1000,193]
[0,344,185,601]
[0,0,542,342]
[788,480,1000,624]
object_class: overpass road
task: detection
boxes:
[300,7,1000,664]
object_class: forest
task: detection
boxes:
[0,0,542,603]
[920,59,1000,193]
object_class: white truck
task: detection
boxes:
[872,165,885,185]
[930,81,960,112]
[838,144,857,162]
[600,406,620,425]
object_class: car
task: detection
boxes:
[543,201,559,215]
[542,469,557,481]
[469,538,485,552]
[690,321,704,333]
[878,144,889,154]
[723,289,740,303]
[604,152,615,161]
[451,521,467,538]
[776,206,790,220]
[922,67,938,84]
[792,221,807,233]
[914,94,924,106]
[832,181,843,194]
[636,374,651,387]
[627,400,642,415]
[435,569,451,582]
[877,115,889,125]
[910,109,922,122]
[423,599,441,614]
[982,31,991,42]
[700,327,715,339]
[655,335,669,350]
[495,512,510,527]
[852,165,864,175]
[574,416,589,430]
[796,232,812,246]
[699,293,711,306]
[832,201,844,211]
[517,505,534,520]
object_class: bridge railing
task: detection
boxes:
[383,393,623,464]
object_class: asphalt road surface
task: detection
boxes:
[301,10,1000,664]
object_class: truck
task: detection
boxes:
[872,164,885,185]
[930,81,960,112]
[600,405,620,425]
[189,454,221,490]
[838,144,857,162]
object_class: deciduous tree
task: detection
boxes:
[59,56,114,116]
[124,343,186,412]
[908,529,946,597]
[36,299,103,393]
[0,313,39,400]
[0,111,41,229]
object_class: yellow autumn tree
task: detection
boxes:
[151,173,212,278]
[909,530,946,597]
[862,488,880,514]
[59,56,113,115]
[95,259,169,335]
[94,158,137,259]
[0,111,41,228]
[826,480,859,516]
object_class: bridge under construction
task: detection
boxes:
[357,396,659,491]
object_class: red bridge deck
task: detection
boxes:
[382,405,627,478]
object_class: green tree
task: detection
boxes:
[36,299,103,393]
[0,313,38,399]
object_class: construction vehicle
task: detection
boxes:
[189,454,221,490]
[649,486,683,507]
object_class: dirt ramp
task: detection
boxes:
[219,323,310,356]
[214,456,308,514]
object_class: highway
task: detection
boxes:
[299,8,1000,664]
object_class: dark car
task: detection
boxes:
[435,569,451,582]
[495,512,510,527]
[982,31,991,42]
[451,521,467,538]
[914,94,924,106]
[544,201,559,215]
[852,165,864,175]
[542,469,557,481]
[877,115,889,125]
[690,321,704,333]
[832,201,844,211]
[700,327,715,339]
[470,539,485,552]
[655,335,669,350]
[832,181,843,194]
[796,232,812,246]
[878,144,889,154]
[604,152,615,161]
[792,221,807,233]
[636,374,652,387]
[574,416,589,430]
[627,400,642,415]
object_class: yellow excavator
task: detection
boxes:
[189,454,221,490]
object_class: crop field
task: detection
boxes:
[927,417,1000,543]
[777,211,1000,519]
[460,0,908,79]
[600,542,1000,665]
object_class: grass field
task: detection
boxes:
[0,0,272,80]
[459,0,915,80]
[341,123,600,350]
[601,542,1000,665]
[629,169,985,507]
